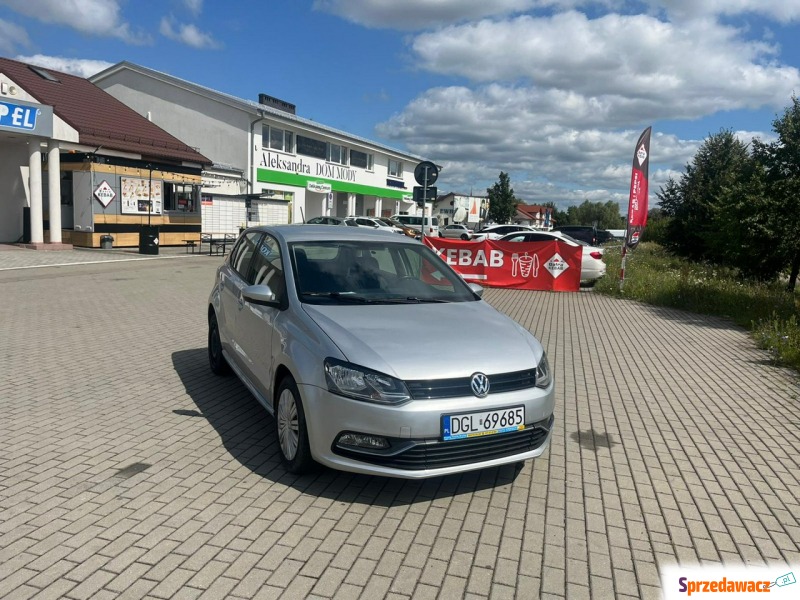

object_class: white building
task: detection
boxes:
[91,63,425,234]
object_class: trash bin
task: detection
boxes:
[139,225,160,255]
[100,235,114,250]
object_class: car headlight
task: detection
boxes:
[324,358,411,405]
[535,353,552,389]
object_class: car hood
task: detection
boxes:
[301,301,543,381]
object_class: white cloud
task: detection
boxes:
[653,0,800,23]
[0,18,30,54]
[375,84,741,208]
[312,0,538,30]
[410,13,800,118]
[14,54,113,77]
[159,16,221,49]
[0,0,150,44]
[183,0,203,17]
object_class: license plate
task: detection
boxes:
[442,406,525,441]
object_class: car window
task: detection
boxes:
[229,231,262,278]
[505,234,527,242]
[289,241,476,303]
[248,234,286,303]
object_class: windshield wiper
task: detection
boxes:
[378,297,449,304]
[301,292,371,303]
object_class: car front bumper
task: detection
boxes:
[298,382,556,479]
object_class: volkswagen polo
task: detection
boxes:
[207,226,555,478]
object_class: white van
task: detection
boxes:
[390,214,439,237]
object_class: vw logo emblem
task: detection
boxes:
[470,373,490,398]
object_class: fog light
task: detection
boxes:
[337,433,390,450]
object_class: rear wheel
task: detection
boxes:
[460,234,469,240]
[208,312,231,376]
[275,376,315,474]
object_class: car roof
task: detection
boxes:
[250,224,422,244]
[500,230,581,246]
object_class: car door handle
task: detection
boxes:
[237,295,245,310]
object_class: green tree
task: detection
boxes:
[486,172,518,223]
[658,130,754,263]
[562,200,625,229]
[753,96,800,290]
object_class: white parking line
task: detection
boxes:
[0,254,196,271]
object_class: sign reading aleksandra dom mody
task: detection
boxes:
[0,99,53,138]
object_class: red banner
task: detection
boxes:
[425,237,581,291]
[626,126,651,248]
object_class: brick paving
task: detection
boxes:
[0,252,798,599]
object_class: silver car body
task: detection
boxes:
[208,226,555,479]
[440,224,474,240]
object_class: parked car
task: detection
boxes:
[472,224,536,241]
[439,224,474,240]
[552,225,597,246]
[499,230,607,283]
[390,214,440,237]
[208,225,555,479]
[383,217,420,239]
[348,216,398,234]
[305,216,358,227]
[595,230,615,244]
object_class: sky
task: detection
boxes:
[2,0,800,214]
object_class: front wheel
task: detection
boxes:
[275,376,315,474]
[208,312,231,376]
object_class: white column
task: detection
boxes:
[347,193,356,216]
[28,139,44,244]
[47,141,62,243]
[374,198,383,218]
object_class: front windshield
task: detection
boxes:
[290,240,478,304]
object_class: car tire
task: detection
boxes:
[460,234,469,240]
[275,376,315,474]
[208,312,232,376]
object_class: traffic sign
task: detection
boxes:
[413,186,437,206]
[414,161,439,186]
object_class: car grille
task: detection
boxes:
[405,368,537,399]
[333,416,553,471]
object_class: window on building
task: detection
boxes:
[296,135,327,159]
[262,125,293,153]
[350,149,373,170]
[327,143,347,165]
[388,159,403,178]
[164,183,199,212]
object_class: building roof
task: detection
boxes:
[516,204,551,218]
[0,56,210,166]
[91,61,426,162]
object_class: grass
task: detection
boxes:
[593,242,800,372]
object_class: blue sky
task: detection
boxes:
[2,0,800,213]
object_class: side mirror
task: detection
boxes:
[242,284,277,305]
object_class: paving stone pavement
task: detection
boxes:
[0,254,798,600]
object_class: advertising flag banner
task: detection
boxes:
[625,126,651,249]
[425,238,581,291]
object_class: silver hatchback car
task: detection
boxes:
[208,225,555,479]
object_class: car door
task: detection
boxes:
[219,231,262,376]
[236,234,287,401]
